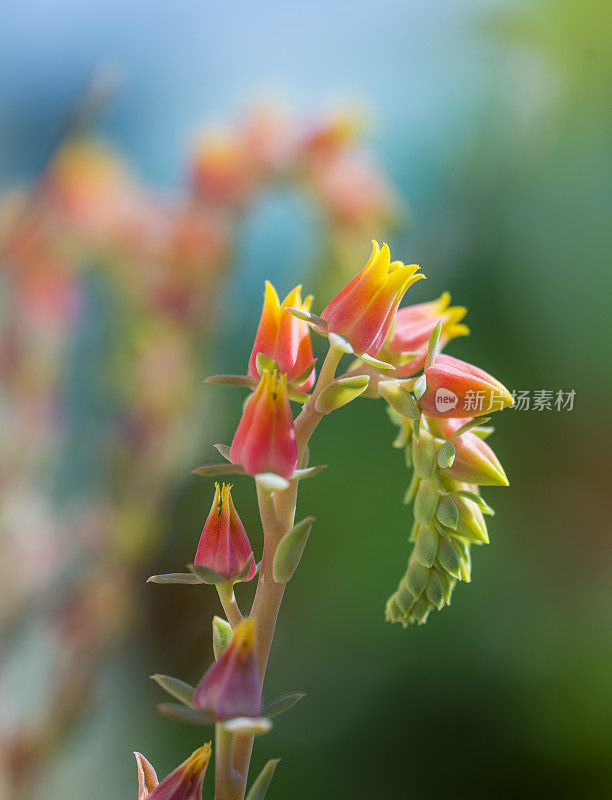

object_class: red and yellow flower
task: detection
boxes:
[385,292,469,377]
[320,240,423,355]
[248,281,315,389]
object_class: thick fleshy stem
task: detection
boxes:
[229,344,344,798]
[214,723,236,800]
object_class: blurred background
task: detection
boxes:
[0,0,610,797]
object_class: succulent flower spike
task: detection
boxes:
[420,353,513,418]
[320,240,423,356]
[194,618,261,721]
[134,744,212,800]
[230,369,298,480]
[248,281,316,390]
[195,483,256,583]
[385,292,469,377]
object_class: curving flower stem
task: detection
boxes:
[217,583,244,629]
[228,344,344,798]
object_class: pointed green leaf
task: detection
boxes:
[413,374,427,400]
[255,352,280,376]
[414,480,439,527]
[191,463,245,478]
[414,526,438,568]
[315,375,369,414]
[212,616,233,659]
[151,675,195,708]
[433,517,451,540]
[436,538,462,580]
[454,489,495,516]
[472,425,494,439]
[436,495,459,530]
[156,703,215,726]
[187,564,227,585]
[290,464,327,482]
[459,549,472,583]
[285,307,328,336]
[406,555,430,598]
[424,321,442,371]
[410,597,432,625]
[453,537,472,582]
[451,417,491,439]
[232,553,255,583]
[358,352,395,370]
[272,517,314,584]
[288,389,311,403]
[378,380,420,419]
[403,471,420,504]
[426,569,446,610]
[205,374,256,388]
[214,443,232,461]
[146,572,203,585]
[291,359,317,389]
[395,578,414,613]
[412,429,437,479]
[437,440,456,469]
[245,759,281,800]
[398,352,420,366]
[261,692,306,718]
[437,570,455,604]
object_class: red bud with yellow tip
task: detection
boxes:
[420,354,513,418]
[194,618,261,720]
[230,370,298,479]
[435,417,509,487]
[195,483,256,582]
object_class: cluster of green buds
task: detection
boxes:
[378,315,513,625]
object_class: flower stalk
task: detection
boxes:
[139,241,513,798]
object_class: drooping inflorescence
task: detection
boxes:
[376,308,513,625]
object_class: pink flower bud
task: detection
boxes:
[134,744,211,800]
[248,282,315,389]
[434,418,508,487]
[194,618,261,720]
[320,241,423,355]
[195,483,256,582]
[420,354,513,418]
[230,370,297,479]
[385,292,469,377]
